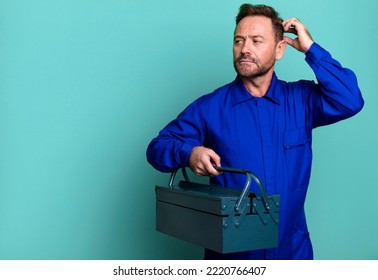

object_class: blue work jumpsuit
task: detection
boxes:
[146,43,364,259]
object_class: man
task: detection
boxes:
[146,4,364,259]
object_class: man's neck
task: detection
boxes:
[240,71,273,97]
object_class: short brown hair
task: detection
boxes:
[236,3,284,42]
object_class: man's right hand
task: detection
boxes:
[189,146,222,176]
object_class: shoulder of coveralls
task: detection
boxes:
[187,79,237,108]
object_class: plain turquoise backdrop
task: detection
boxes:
[0,0,377,259]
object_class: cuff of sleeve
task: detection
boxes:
[179,143,196,167]
[305,42,330,66]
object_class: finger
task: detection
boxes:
[209,150,221,167]
[202,162,220,177]
[282,18,301,32]
[207,150,222,176]
[191,162,207,176]
[284,27,297,35]
[283,36,294,46]
[283,17,300,24]
[189,146,221,176]
[193,162,219,177]
[190,156,206,175]
[282,18,296,30]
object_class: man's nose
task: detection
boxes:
[241,41,252,55]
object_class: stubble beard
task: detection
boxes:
[233,54,276,79]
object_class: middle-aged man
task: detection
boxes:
[146,4,364,259]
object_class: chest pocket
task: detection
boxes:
[283,127,311,192]
[284,128,309,150]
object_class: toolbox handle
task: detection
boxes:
[168,166,270,212]
[168,168,190,188]
[214,167,270,212]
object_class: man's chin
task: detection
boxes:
[235,66,257,77]
[236,69,259,78]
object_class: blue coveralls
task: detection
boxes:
[146,43,364,259]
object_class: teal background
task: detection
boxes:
[0,0,376,260]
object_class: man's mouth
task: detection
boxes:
[239,60,253,64]
[237,56,257,65]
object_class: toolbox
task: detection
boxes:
[155,167,280,254]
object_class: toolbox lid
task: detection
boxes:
[156,180,254,216]
[156,167,275,216]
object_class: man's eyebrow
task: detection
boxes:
[234,35,245,39]
[234,34,265,39]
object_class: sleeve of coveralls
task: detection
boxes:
[305,42,364,128]
[146,101,205,172]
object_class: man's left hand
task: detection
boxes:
[282,18,314,53]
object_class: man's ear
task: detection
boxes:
[275,39,287,60]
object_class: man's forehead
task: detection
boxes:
[234,16,274,37]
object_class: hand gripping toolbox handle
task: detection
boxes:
[168,166,271,213]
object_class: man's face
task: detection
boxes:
[233,16,279,79]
